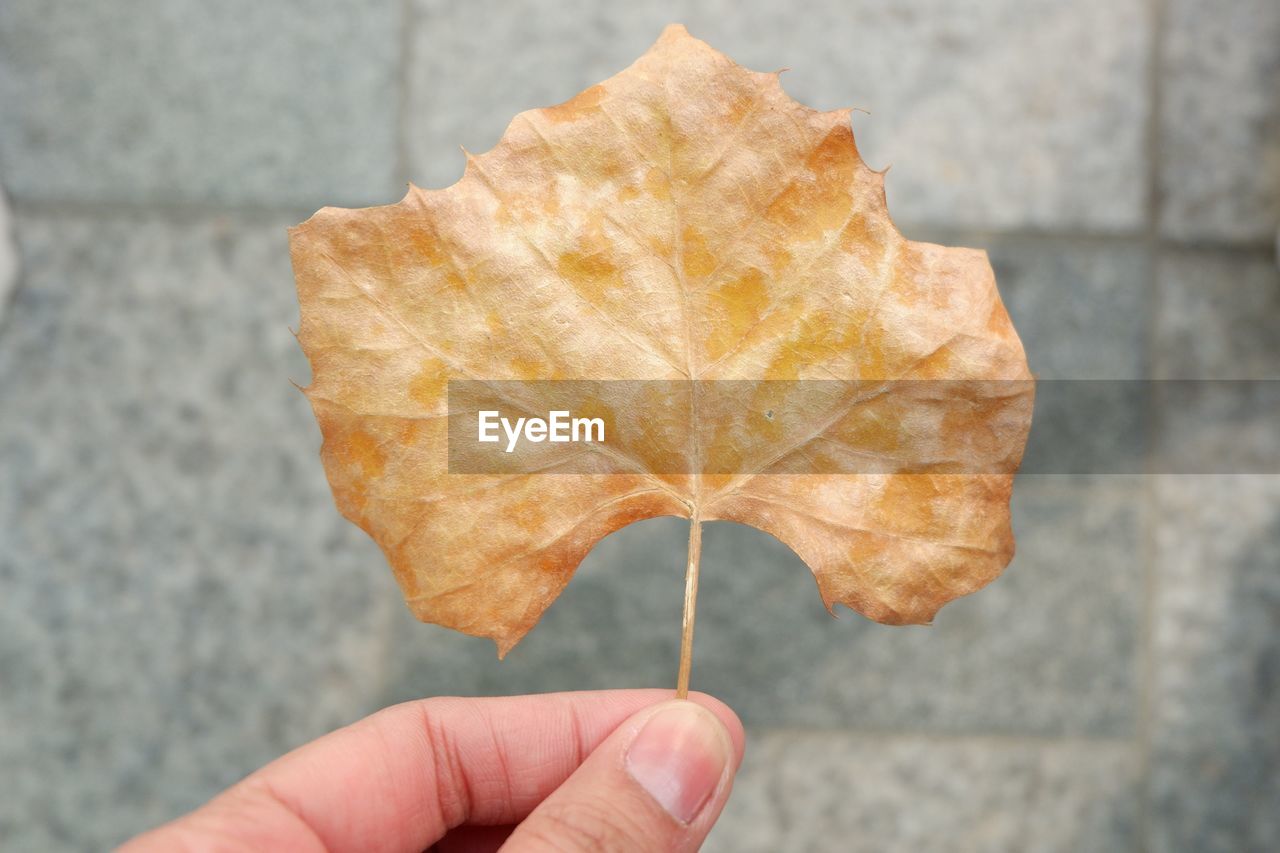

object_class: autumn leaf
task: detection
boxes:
[288,25,1034,683]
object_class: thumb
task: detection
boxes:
[503,696,744,852]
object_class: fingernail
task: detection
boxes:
[624,702,730,824]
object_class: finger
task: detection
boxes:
[503,699,744,853]
[122,689,735,853]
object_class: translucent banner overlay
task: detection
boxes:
[446,380,1280,475]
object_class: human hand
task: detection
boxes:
[122,689,744,852]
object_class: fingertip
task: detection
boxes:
[623,701,733,825]
[684,691,746,767]
[506,695,740,850]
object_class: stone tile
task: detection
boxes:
[1020,379,1153,476]
[0,1,401,209]
[982,237,1150,380]
[408,0,1150,231]
[1159,0,1280,242]
[1155,249,1280,379]
[0,188,14,325]
[1149,476,1280,853]
[1151,250,1280,475]
[1152,380,1280,476]
[385,478,1143,738]
[706,732,1140,852]
[0,213,397,849]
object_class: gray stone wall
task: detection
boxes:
[1,2,1276,850]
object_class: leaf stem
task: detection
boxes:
[675,510,703,699]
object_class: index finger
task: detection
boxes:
[122,689,743,853]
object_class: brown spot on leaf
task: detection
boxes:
[558,248,623,303]
[345,430,386,480]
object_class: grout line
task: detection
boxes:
[366,595,406,717]
[1012,475,1149,496]
[883,221,1274,254]
[1144,3,1168,239]
[0,199,20,338]
[899,223,1147,246]
[394,0,415,190]
[1137,0,1170,850]
[766,753,795,835]
[358,0,419,714]
[10,198,318,223]
[740,725,1136,748]
[7,197,1273,256]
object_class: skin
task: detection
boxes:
[122,690,745,853]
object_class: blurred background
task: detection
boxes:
[1,1,1277,850]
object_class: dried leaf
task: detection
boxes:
[289,25,1034,657]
